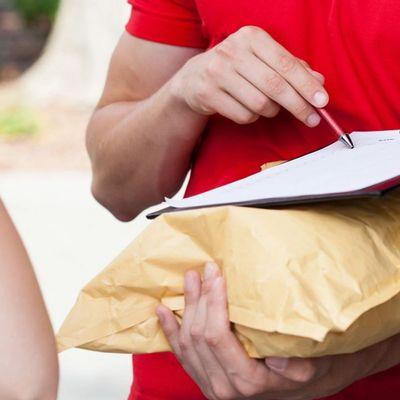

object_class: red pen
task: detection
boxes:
[316,108,354,149]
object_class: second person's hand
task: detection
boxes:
[169,25,328,127]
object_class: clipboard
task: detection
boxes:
[147,130,400,219]
[147,175,400,219]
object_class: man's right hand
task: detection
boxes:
[169,25,328,127]
[87,26,329,220]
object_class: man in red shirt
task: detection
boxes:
[86,0,400,399]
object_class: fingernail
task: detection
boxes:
[204,262,218,280]
[313,91,328,107]
[266,357,289,371]
[306,113,321,127]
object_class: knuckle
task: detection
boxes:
[214,40,236,59]
[212,384,234,400]
[190,325,204,342]
[277,53,298,73]
[178,334,190,352]
[234,382,256,398]
[295,362,317,383]
[196,83,212,103]
[264,104,281,118]
[238,25,262,38]
[233,111,258,125]
[265,73,286,96]
[162,324,175,337]
[230,366,261,398]
[299,58,310,68]
[251,95,270,114]
[206,58,225,79]
[315,72,326,84]
[295,371,314,383]
[202,277,214,293]
[204,330,223,347]
[184,291,197,305]
[230,375,242,390]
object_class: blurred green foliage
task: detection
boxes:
[0,108,39,138]
[14,0,60,24]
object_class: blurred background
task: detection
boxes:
[0,0,151,398]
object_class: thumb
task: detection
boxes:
[265,357,324,383]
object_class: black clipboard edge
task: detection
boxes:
[146,175,400,220]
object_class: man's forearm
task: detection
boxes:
[87,80,207,220]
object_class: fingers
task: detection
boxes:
[203,272,299,397]
[266,357,316,383]
[194,264,270,398]
[201,54,277,123]
[251,32,329,109]
[234,54,319,126]
[191,264,238,399]
[206,91,260,125]
[157,272,211,394]
[179,271,211,385]
[209,26,328,126]
[214,62,281,119]
[206,52,320,127]
[179,24,334,130]
[204,275,259,374]
[158,264,237,400]
[183,25,330,127]
[156,304,182,359]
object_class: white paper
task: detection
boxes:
[166,130,400,209]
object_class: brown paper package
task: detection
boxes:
[57,190,400,358]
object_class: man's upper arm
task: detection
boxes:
[97,32,203,108]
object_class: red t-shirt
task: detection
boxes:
[126,0,400,399]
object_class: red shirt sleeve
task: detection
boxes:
[126,0,208,48]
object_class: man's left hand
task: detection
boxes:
[157,263,400,399]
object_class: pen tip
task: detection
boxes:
[340,134,354,149]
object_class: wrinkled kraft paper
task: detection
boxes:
[57,190,400,358]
